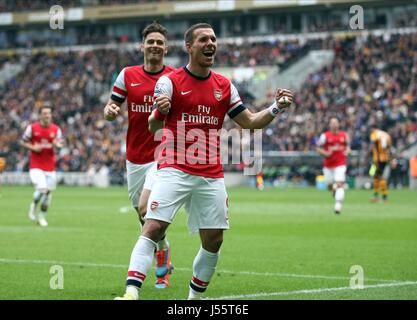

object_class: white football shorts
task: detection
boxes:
[29,169,57,191]
[145,167,229,234]
[126,160,157,208]
[323,165,346,184]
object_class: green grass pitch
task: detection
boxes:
[0,185,416,300]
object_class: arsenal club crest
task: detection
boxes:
[214,89,222,101]
[151,201,159,211]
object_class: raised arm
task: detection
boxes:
[148,75,173,134]
[148,95,171,133]
[232,89,294,129]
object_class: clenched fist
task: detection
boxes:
[154,95,171,115]
[275,88,294,110]
[104,103,121,121]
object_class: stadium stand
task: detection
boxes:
[1,0,416,187]
[1,32,416,183]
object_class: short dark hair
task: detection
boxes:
[184,23,213,44]
[39,105,52,113]
[142,22,168,42]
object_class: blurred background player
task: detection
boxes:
[104,22,175,289]
[0,156,5,196]
[20,106,63,227]
[370,125,392,203]
[316,117,351,214]
[255,171,265,191]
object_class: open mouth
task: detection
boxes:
[203,50,215,57]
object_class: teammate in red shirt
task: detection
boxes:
[104,23,175,292]
[20,106,63,227]
[316,117,351,214]
[113,23,294,300]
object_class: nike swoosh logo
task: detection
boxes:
[181,90,192,95]
[131,83,142,87]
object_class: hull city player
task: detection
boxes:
[370,126,392,203]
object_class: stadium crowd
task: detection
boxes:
[1,33,416,183]
[0,0,169,12]
[260,33,417,153]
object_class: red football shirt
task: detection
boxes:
[318,131,349,168]
[153,67,245,178]
[111,65,175,164]
[22,122,62,171]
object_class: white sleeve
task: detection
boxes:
[227,83,244,117]
[154,75,173,99]
[317,133,326,147]
[114,68,126,91]
[345,132,350,147]
[111,68,127,102]
[56,128,63,140]
[22,125,32,141]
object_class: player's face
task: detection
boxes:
[141,32,168,63]
[188,28,217,68]
[330,118,339,132]
[40,108,52,126]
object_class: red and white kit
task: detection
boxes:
[111,65,175,207]
[147,67,246,233]
[22,122,62,190]
[318,130,349,183]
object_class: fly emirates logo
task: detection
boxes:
[181,105,219,125]
[131,95,153,113]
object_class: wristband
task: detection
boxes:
[268,102,284,117]
[153,108,167,121]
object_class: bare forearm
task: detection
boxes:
[148,113,164,134]
[316,147,328,157]
[234,108,276,130]
[245,109,275,129]
[20,141,37,152]
[104,99,122,121]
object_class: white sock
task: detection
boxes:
[157,236,169,251]
[126,285,139,299]
[188,287,202,300]
[29,202,36,212]
[33,190,42,201]
[188,247,219,300]
[39,210,47,220]
[126,236,157,292]
[335,187,345,202]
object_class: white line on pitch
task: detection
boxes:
[208,281,417,300]
[0,258,406,284]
